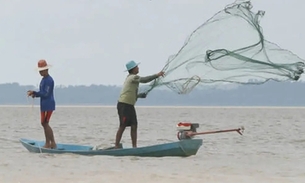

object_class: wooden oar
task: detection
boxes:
[186,126,245,137]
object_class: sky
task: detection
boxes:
[0,0,304,86]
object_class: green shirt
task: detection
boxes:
[118,74,158,105]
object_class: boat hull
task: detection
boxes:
[19,138,203,157]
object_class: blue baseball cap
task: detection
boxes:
[125,60,140,71]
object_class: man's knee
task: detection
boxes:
[41,122,49,127]
[118,125,126,131]
[131,124,137,131]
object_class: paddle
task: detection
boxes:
[180,126,245,139]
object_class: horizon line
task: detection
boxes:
[0,80,304,87]
[1,105,305,108]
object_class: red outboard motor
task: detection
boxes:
[176,122,199,140]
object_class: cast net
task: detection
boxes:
[141,0,304,95]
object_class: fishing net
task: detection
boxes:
[141,0,304,95]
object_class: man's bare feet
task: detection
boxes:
[43,144,51,148]
[50,142,57,149]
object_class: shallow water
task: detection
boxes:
[0,106,304,183]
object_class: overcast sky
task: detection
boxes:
[0,0,304,86]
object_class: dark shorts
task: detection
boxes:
[117,102,137,127]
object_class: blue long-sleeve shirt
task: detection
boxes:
[33,75,56,111]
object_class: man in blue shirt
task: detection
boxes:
[27,60,57,149]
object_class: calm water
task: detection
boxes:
[0,106,304,183]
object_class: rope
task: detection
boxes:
[37,141,42,154]
[26,88,41,153]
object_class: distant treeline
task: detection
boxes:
[1,81,305,106]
